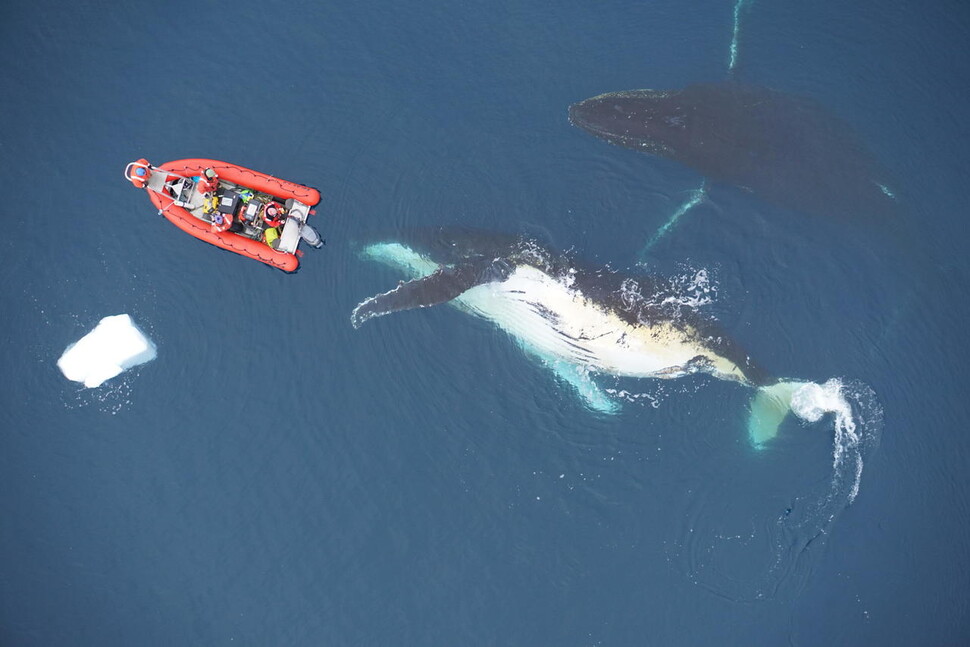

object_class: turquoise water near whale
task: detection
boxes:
[2,0,969,644]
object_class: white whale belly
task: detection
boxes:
[358,243,747,383]
[457,266,744,381]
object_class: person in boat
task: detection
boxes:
[264,226,281,250]
[262,202,285,228]
[132,165,150,188]
[197,168,219,194]
[236,190,257,226]
[211,212,232,234]
[260,202,286,249]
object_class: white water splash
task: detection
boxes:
[619,277,644,311]
[666,378,882,602]
[791,379,881,505]
[622,265,719,317]
[661,267,718,310]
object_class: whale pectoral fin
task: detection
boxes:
[351,258,510,328]
[542,356,620,415]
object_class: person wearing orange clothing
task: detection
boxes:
[210,212,232,233]
[197,168,219,195]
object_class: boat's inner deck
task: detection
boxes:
[151,172,308,253]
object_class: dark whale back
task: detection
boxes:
[569,82,899,223]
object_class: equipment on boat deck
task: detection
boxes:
[125,158,325,272]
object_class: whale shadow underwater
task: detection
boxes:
[351,227,870,448]
[568,81,900,226]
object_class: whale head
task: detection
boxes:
[568,89,688,157]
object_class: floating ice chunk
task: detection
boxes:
[57,314,156,388]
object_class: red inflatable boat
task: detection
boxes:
[125,158,324,272]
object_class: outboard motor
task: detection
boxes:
[291,216,325,249]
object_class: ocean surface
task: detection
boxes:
[2,0,969,644]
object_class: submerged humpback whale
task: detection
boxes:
[568,82,898,222]
[352,228,817,444]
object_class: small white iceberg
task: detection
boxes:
[58,314,157,388]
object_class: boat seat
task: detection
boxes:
[168,178,201,205]
[146,171,167,193]
[278,199,308,253]
[167,178,186,197]
[181,182,205,210]
[146,172,192,205]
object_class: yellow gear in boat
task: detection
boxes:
[203,194,219,215]
[264,227,280,249]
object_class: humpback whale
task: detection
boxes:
[352,228,815,445]
[568,82,898,222]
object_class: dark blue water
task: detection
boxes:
[2,0,968,644]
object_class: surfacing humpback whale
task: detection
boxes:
[568,82,898,223]
[351,227,862,446]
